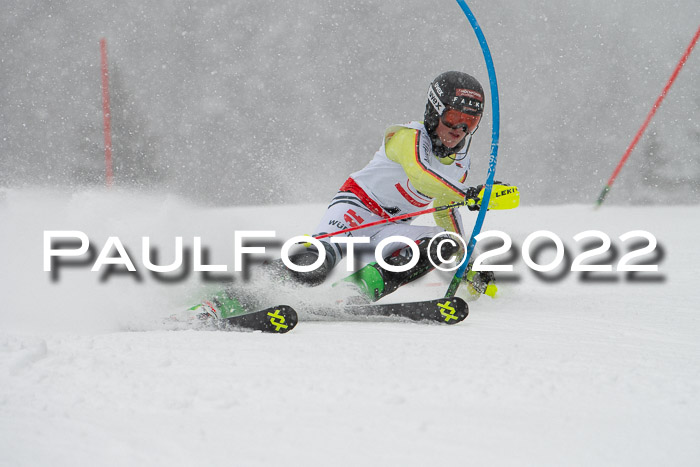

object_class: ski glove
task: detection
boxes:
[465,181,510,211]
[464,186,481,211]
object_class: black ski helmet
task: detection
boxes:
[424,71,485,158]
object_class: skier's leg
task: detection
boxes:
[184,197,385,320]
[338,226,461,301]
[264,195,386,286]
[339,225,496,301]
[374,224,497,299]
[262,241,336,286]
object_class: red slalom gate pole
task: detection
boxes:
[100,38,113,188]
[595,25,700,208]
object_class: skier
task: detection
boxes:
[269,71,500,301]
[183,70,508,328]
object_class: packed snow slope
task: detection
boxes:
[1,189,699,466]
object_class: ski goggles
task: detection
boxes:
[440,107,481,134]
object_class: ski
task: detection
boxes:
[184,291,298,333]
[182,291,466,332]
[222,305,298,333]
[343,296,468,324]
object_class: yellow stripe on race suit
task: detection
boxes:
[385,128,466,199]
[385,127,465,235]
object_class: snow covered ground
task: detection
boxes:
[1,189,699,466]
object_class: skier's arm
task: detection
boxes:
[432,193,465,236]
[385,127,466,234]
[385,128,467,201]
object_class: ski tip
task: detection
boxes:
[437,296,469,324]
[224,305,298,334]
[355,297,469,325]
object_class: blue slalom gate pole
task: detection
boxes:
[445,1,500,297]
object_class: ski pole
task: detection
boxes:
[313,199,477,240]
[595,25,700,208]
[313,184,519,240]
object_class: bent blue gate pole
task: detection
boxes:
[445,0,500,297]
